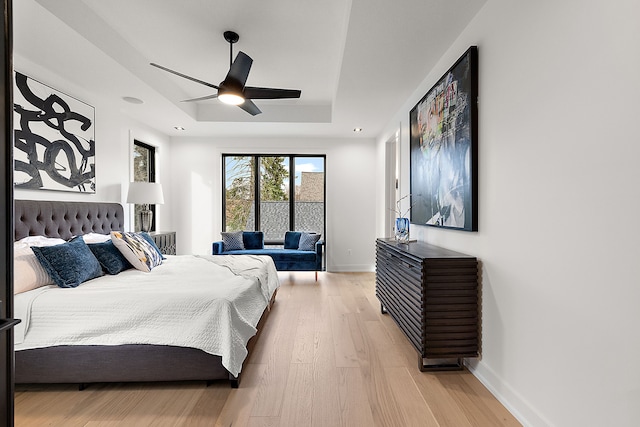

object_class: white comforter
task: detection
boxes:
[14,254,279,377]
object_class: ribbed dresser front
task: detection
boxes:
[375,238,479,370]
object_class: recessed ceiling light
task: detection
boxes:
[122,96,144,104]
[174,126,185,131]
[353,127,363,132]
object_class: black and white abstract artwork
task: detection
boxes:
[13,71,95,193]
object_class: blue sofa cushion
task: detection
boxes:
[268,249,317,262]
[243,231,264,250]
[284,231,302,249]
[223,248,316,261]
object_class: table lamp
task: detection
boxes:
[126,181,164,232]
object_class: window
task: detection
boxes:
[133,140,157,231]
[223,154,325,243]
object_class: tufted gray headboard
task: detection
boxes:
[14,200,125,241]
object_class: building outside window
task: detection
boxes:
[223,154,325,244]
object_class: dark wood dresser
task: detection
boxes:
[375,238,479,370]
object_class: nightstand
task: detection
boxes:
[148,231,176,255]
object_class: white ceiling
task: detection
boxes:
[18,0,486,139]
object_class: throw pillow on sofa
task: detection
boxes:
[242,231,264,250]
[221,231,245,251]
[298,232,321,251]
[284,231,302,249]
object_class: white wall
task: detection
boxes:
[17,0,640,424]
[377,0,640,426]
[169,136,377,271]
[13,54,173,232]
[13,0,174,231]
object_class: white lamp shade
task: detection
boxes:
[126,182,164,205]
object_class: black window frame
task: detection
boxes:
[133,140,157,232]
[222,153,326,244]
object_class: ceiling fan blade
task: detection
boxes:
[225,51,252,87]
[243,86,302,100]
[150,63,219,90]
[181,93,219,102]
[238,99,262,116]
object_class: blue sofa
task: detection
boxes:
[212,231,323,280]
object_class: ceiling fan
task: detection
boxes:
[150,31,301,116]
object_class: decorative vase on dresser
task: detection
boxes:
[375,238,480,370]
[394,217,410,243]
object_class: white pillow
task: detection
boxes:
[18,235,66,247]
[81,232,112,244]
[14,241,56,294]
[110,231,163,272]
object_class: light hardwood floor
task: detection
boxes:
[15,272,521,427]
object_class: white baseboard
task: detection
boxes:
[327,264,375,272]
[466,360,553,427]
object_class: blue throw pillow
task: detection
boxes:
[284,231,302,249]
[243,231,264,250]
[32,236,103,288]
[298,232,321,251]
[88,240,133,275]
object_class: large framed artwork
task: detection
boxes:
[13,71,95,193]
[410,46,478,231]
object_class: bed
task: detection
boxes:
[13,199,278,388]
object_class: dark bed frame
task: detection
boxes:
[13,199,274,388]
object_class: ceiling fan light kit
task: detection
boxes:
[218,78,245,105]
[150,30,301,115]
[218,93,244,105]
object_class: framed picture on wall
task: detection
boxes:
[13,71,96,193]
[409,46,478,231]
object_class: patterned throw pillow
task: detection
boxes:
[140,232,166,260]
[298,232,321,251]
[221,231,245,251]
[31,237,104,288]
[111,231,163,272]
